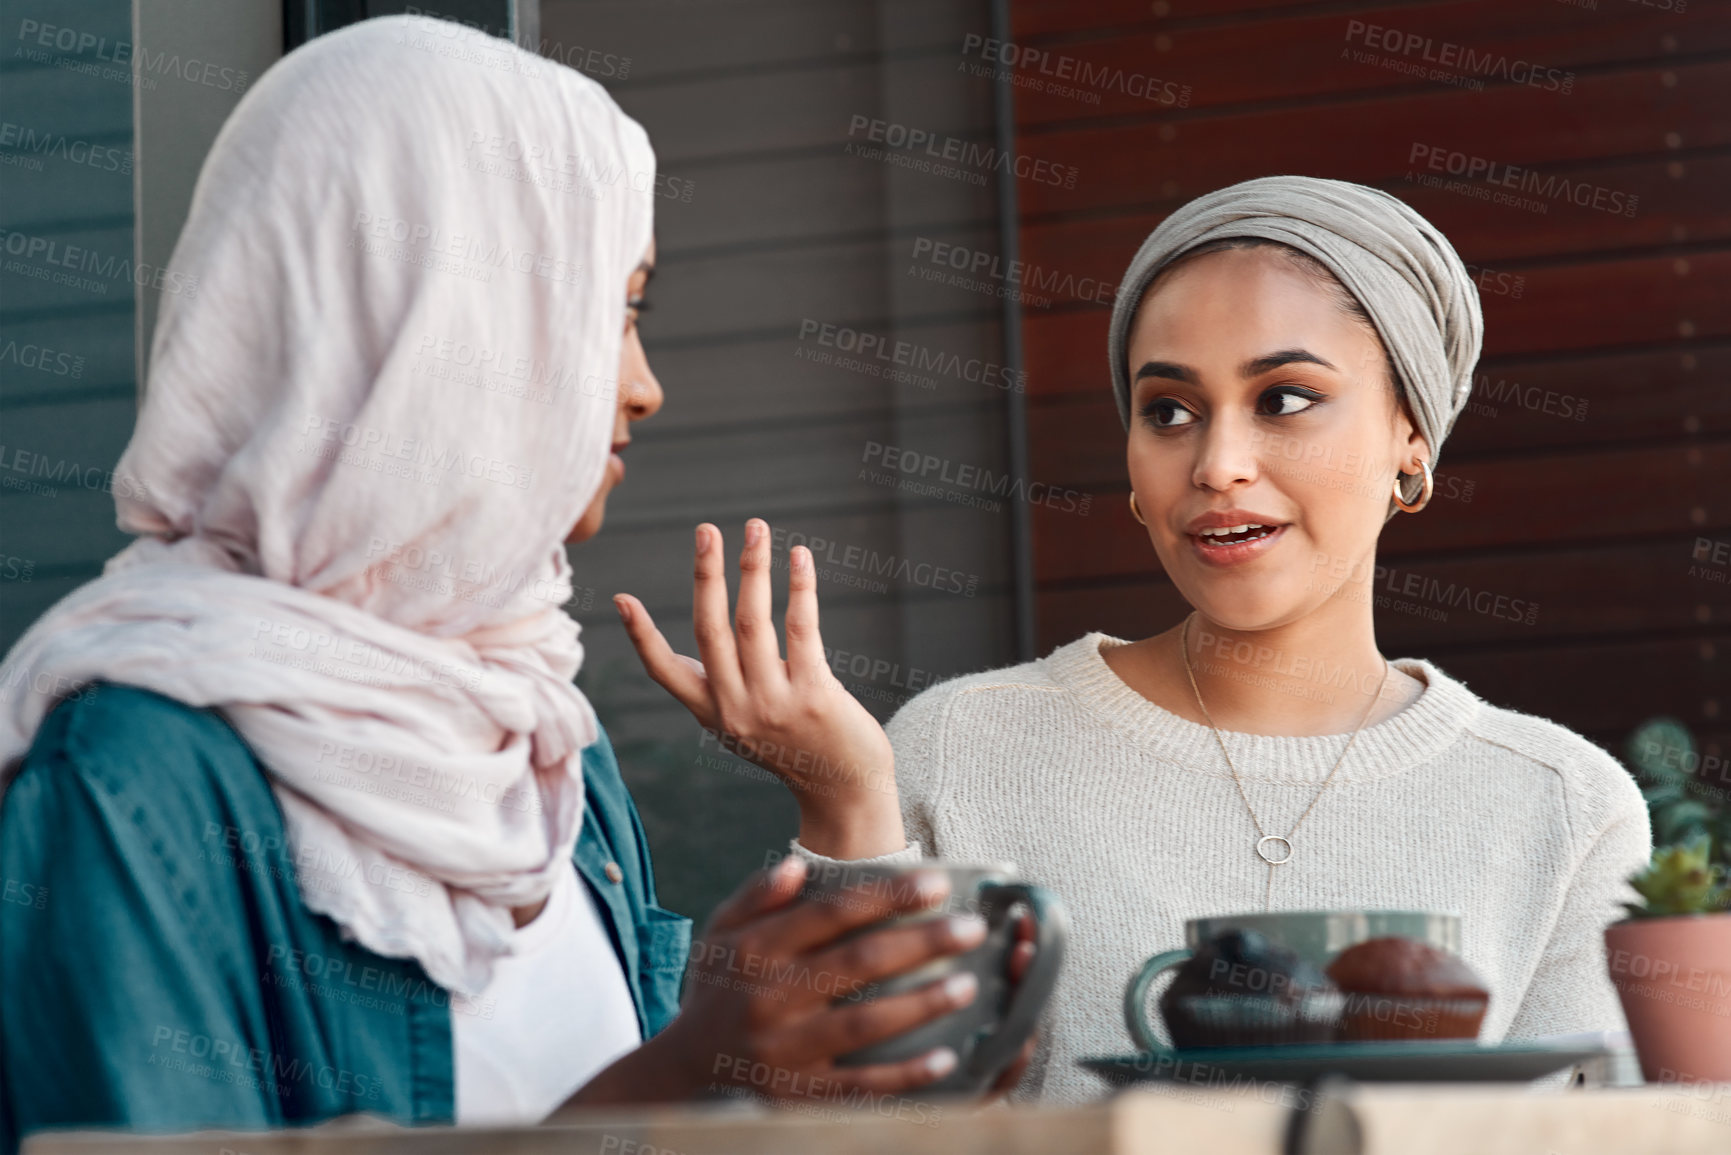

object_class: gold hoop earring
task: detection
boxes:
[1129,491,1146,525]
[1392,459,1434,513]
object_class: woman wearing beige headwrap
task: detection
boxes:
[772,175,1653,1102]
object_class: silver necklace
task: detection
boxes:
[1178,612,1390,911]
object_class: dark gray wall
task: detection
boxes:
[545,0,1021,921]
[1,0,279,648]
[0,0,137,644]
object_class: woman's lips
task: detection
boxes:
[608,452,626,480]
[1188,523,1286,567]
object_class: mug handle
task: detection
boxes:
[966,883,1069,1078]
[1123,948,1193,1052]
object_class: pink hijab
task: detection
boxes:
[0,15,655,996]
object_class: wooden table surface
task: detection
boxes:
[24,1080,1731,1155]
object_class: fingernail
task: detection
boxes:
[910,870,949,904]
[948,914,987,947]
[943,972,977,1005]
[695,525,710,555]
[746,519,763,546]
[926,1046,958,1076]
[612,594,630,622]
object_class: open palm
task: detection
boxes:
[612,519,904,858]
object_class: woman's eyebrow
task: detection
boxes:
[1133,348,1337,389]
[1239,348,1335,376]
[636,261,656,284]
[1133,360,1198,385]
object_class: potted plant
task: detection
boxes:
[1603,836,1731,1083]
[1603,719,1731,1084]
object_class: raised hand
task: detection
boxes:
[613,520,905,859]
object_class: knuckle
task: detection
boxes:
[835,886,886,923]
[828,939,875,980]
[714,712,754,746]
[833,1008,876,1051]
[731,930,765,961]
[692,619,730,646]
[744,999,781,1035]
[761,1030,804,1065]
[925,918,960,950]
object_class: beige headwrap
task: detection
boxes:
[1106,175,1483,513]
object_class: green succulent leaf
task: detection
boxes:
[1624,834,1731,918]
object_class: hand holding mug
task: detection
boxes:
[558,856,989,1112]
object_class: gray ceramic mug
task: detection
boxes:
[1124,909,1462,1051]
[798,859,1069,1096]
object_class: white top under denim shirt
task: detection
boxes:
[454,859,643,1123]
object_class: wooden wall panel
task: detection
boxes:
[1011,2,1731,125]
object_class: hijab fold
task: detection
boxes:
[0,15,655,997]
[1106,175,1483,513]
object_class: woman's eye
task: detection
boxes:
[1142,398,1196,428]
[1261,387,1317,416]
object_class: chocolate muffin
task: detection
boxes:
[1325,936,1490,1042]
[1159,929,1343,1047]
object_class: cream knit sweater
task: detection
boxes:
[793,631,1653,1104]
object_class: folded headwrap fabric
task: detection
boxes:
[1105,175,1483,513]
[0,15,656,996]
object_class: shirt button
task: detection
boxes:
[604,862,624,884]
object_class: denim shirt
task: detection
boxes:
[0,681,691,1153]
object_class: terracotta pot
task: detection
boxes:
[1603,913,1731,1083]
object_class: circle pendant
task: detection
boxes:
[1256,835,1293,865]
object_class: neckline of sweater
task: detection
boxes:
[1039,631,1480,784]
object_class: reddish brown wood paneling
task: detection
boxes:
[1010,0,1730,773]
[1012,2,1731,125]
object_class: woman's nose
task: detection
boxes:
[622,373,662,422]
[1191,414,1260,491]
[620,340,663,422]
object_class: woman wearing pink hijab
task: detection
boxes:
[0,16,1020,1148]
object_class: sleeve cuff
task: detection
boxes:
[787,836,924,870]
